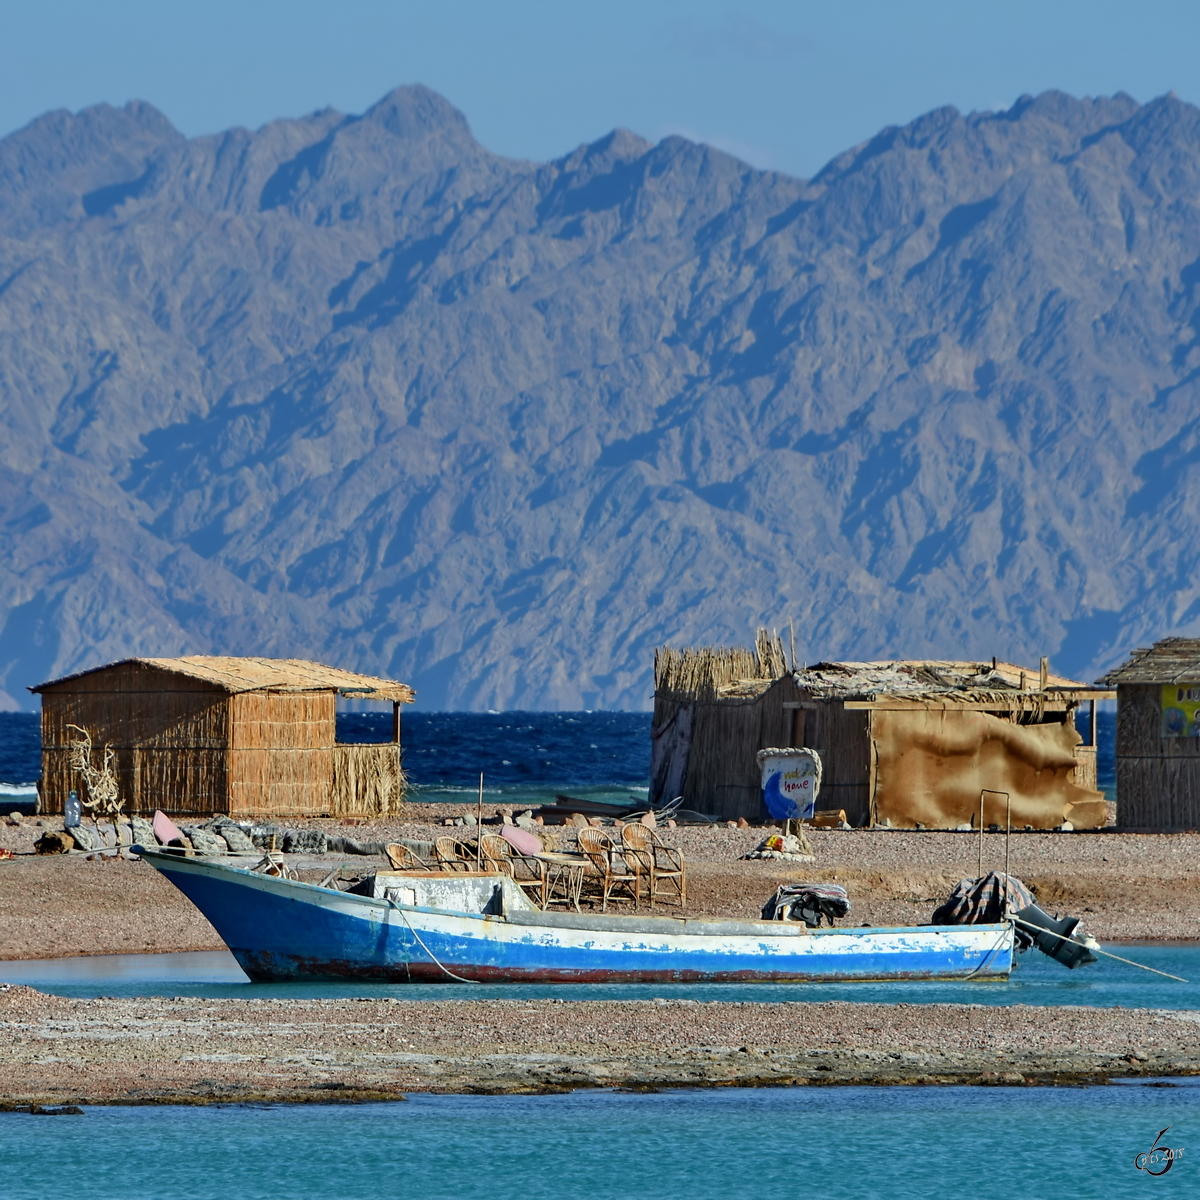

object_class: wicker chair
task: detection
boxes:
[621,824,686,908]
[434,836,475,872]
[385,842,433,872]
[479,833,548,908]
[576,827,640,911]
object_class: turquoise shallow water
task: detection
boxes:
[1,1085,1195,1200]
[4,941,1199,1007]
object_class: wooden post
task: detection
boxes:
[1040,656,1049,691]
[392,701,401,744]
[1089,699,1097,747]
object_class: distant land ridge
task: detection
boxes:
[2,84,1199,709]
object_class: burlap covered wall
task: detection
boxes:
[871,708,1106,829]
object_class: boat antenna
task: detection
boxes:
[477,771,484,866]
[1004,791,1011,882]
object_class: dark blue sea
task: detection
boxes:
[0,710,654,808]
[0,708,1117,800]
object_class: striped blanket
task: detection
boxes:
[932,871,1037,948]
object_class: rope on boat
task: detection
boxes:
[1012,917,1189,982]
[394,902,481,985]
[962,925,1013,980]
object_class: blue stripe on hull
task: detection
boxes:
[152,858,1012,984]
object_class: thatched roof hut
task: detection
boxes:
[32,656,414,820]
[652,633,1111,828]
[1101,637,1200,829]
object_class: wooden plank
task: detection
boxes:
[1117,756,1200,828]
[38,685,231,816]
[1073,745,1098,793]
[679,675,803,821]
[844,698,1095,711]
[803,700,871,827]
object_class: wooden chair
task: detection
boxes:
[479,833,549,909]
[434,836,474,872]
[621,824,686,908]
[385,842,433,871]
[614,826,654,906]
[576,827,640,911]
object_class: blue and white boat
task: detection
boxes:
[137,847,1014,983]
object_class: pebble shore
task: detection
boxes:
[3,810,1199,960]
[3,985,1200,1105]
[4,808,1199,1104]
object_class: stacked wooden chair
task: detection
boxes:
[434,836,475,872]
[621,824,686,908]
[576,827,640,911]
[479,833,549,909]
[385,842,434,871]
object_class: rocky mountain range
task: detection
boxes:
[2,84,1200,709]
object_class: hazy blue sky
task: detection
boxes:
[4,0,1199,178]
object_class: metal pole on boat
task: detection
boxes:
[477,772,484,866]
[1005,792,1011,882]
[977,791,984,880]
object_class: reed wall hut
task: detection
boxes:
[32,656,415,820]
[651,634,1111,828]
[1101,637,1200,829]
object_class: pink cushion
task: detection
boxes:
[500,824,542,856]
[152,810,184,845]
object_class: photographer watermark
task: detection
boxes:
[1135,1126,1185,1177]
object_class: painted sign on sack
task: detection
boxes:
[756,747,822,820]
[1161,685,1200,737]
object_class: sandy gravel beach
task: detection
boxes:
[2,985,1199,1106]
[2,807,1199,960]
[4,807,1200,1103]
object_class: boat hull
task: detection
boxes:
[140,850,1013,984]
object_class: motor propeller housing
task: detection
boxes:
[1015,903,1099,969]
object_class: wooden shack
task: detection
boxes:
[32,656,414,820]
[1100,637,1200,829]
[651,633,1112,828]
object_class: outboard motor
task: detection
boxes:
[931,873,1098,969]
[1014,903,1099,969]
